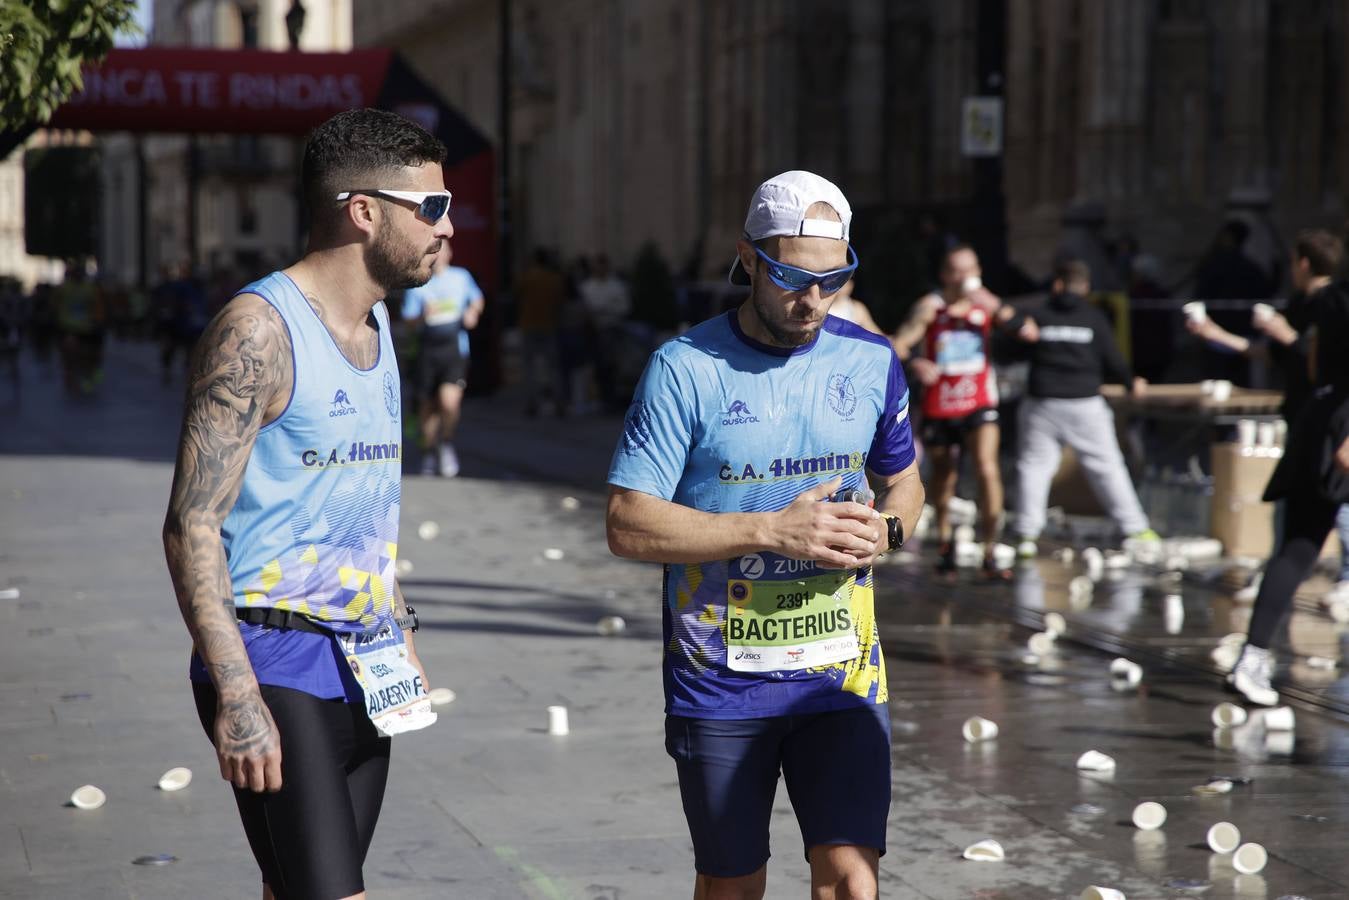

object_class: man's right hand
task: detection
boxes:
[215,690,283,793]
[909,357,940,387]
[768,477,881,569]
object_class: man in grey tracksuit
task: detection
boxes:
[1013,259,1158,556]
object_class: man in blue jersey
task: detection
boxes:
[402,240,485,477]
[607,171,925,900]
[163,109,450,900]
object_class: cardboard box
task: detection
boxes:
[1210,443,1278,558]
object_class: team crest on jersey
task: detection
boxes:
[825,374,857,420]
[383,371,400,419]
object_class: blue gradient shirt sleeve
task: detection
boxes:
[866,355,916,475]
[608,351,695,501]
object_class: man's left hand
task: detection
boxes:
[1335,437,1349,474]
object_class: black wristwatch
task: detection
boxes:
[881,514,905,551]
[395,604,419,633]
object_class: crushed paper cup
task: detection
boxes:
[962,716,999,743]
[0,587,19,601]
[1080,887,1126,900]
[1110,658,1143,685]
[1044,612,1067,636]
[1132,801,1167,830]
[1054,547,1075,563]
[543,548,565,561]
[560,496,581,511]
[417,521,440,541]
[1212,703,1248,728]
[1207,821,1241,854]
[546,705,569,736]
[1076,750,1116,772]
[1193,779,1233,795]
[156,767,192,792]
[1069,575,1094,595]
[1260,706,1295,731]
[70,784,106,810]
[1028,632,1056,655]
[427,687,456,706]
[395,558,414,577]
[596,615,626,636]
[1306,655,1338,670]
[1233,842,1268,875]
[962,839,1004,861]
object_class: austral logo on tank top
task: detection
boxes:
[329,388,357,418]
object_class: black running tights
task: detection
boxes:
[1247,487,1340,649]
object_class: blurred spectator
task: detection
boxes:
[157,263,210,383]
[917,211,959,289]
[579,254,631,411]
[515,247,567,415]
[828,278,882,334]
[52,259,106,394]
[1193,220,1277,384]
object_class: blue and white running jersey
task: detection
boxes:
[608,311,915,719]
[191,271,402,701]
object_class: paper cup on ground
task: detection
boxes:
[1232,842,1267,875]
[1080,887,1126,900]
[1211,702,1248,728]
[395,557,414,577]
[560,496,581,511]
[962,716,998,743]
[70,785,106,810]
[428,687,456,706]
[1256,421,1276,446]
[1110,658,1143,685]
[962,838,1004,861]
[417,521,439,541]
[596,615,626,636]
[157,767,192,792]
[542,547,565,561]
[1132,801,1166,830]
[1261,706,1295,731]
[546,705,569,735]
[1044,612,1067,636]
[1207,821,1241,854]
[1028,632,1056,655]
[0,587,18,601]
[1069,575,1094,596]
[1236,419,1257,445]
[1184,301,1208,323]
[1076,750,1116,772]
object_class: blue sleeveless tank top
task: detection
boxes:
[221,271,403,634]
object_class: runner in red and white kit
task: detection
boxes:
[893,244,1036,577]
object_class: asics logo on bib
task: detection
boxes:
[301,440,401,468]
[330,388,357,417]
[720,400,761,426]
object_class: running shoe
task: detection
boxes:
[1015,538,1038,559]
[419,451,438,476]
[1226,644,1278,707]
[1127,528,1161,543]
[438,442,460,478]
[935,541,957,574]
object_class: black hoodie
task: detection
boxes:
[1024,292,1132,399]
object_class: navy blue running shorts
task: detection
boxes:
[664,703,892,878]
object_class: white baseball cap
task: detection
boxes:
[728,170,853,286]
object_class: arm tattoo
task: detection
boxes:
[163,299,292,705]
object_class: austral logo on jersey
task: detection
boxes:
[330,389,357,418]
[718,450,865,483]
[302,440,402,468]
[720,400,761,426]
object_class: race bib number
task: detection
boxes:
[934,329,986,376]
[725,571,860,672]
[339,625,437,737]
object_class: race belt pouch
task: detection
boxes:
[338,623,437,737]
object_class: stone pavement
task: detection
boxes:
[3,338,1349,898]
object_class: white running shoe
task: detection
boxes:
[1227,644,1278,707]
[437,442,460,478]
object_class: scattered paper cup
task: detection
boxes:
[1069,575,1094,596]
[1028,632,1056,656]
[0,587,19,601]
[1232,842,1268,875]
[1104,551,1131,570]
[69,784,106,810]
[546,705,569,736]
[1265,731,1295,755]
[156,767,192,792]
[1260,706,1295,731]
[1184,301,1208,324]
[417,521,440,541]
[954,524,976,545]
[1164,595,1185,634]
[1110,658,1143,685]
[1236,419,1257,446]
[1211,380,1233,402]
[1252,303,1275,325]
[1132,801,1167,831]
[962,716,999,743]
[543,548,565,561]
[1055,548,1076,563]
[1080,887,1126,900]
[1256,421,1276,447]
[428,687,456,706]
[1207,821,1241,854]
[596,615,626,636]
[1076,750,1116,772]
[1193,779,1233,795]
[1211,643,1240,673]
[1044,612,1067,636]
[1306,655,1338,670]
[560,496,581,511]
[962,839,1004,861]
[1212,702,1248,728]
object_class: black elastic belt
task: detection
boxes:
[236,606,331,635]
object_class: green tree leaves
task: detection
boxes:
[0,0,138,131]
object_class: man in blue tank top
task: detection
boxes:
[163,108,452,900]
[607,171,925,899]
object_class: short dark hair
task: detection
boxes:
[941,243,976,269]
[302,108,446,238]
[1295,228,1343,277]
[1054,258,1091,290]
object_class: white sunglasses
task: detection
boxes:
[335,189,452,222]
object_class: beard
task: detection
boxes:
[366,220,438,293]
[750,278,825,347]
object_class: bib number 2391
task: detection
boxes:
[340,625,437,737]
[725,573,859,672]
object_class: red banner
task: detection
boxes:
[48,48,394,135]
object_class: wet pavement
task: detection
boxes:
[3,337,1349,898]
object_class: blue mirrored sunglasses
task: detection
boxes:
[753,244,858,295]
[335,189,452,222]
